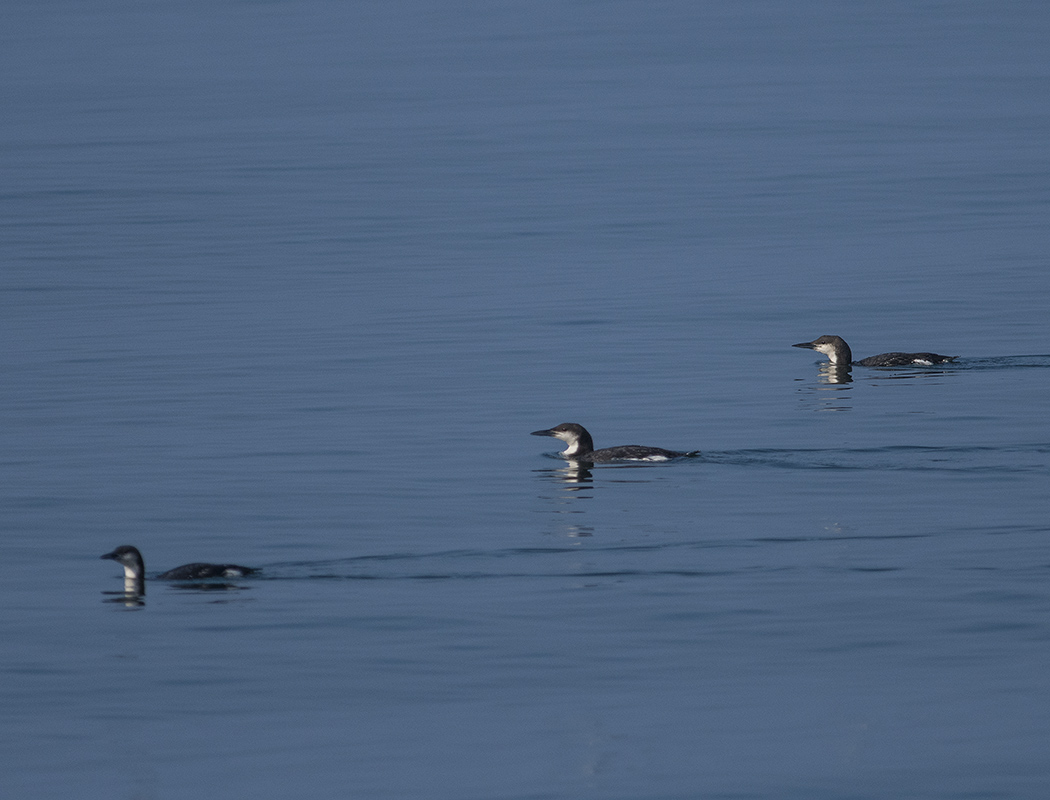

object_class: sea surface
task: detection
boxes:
[2,1,1049,798]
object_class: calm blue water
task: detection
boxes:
[3,1,1049,797]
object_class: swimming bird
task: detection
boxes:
[792,335,956,367]
[100,545,258,592]
[531,422,698,463]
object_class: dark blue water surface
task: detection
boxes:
[3,1,1049,798]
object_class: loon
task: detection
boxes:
[531,422,698,463]
[792,335,956,367]
[101,545,258,591]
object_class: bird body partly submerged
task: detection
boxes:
[100,545,258,589]
[531,422,698,463]
[157,562,258,580]
[792,335,955,367]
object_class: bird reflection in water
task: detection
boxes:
[562,524,595,538]
[818,363,853,385]
[554,460,594,485]
[101,577,145,608]
[534,460,594,484]
[795,364,854,412]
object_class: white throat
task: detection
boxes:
[817,343,842,364]
[555,432,583,455]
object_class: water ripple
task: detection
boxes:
[703,444,1050,473]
